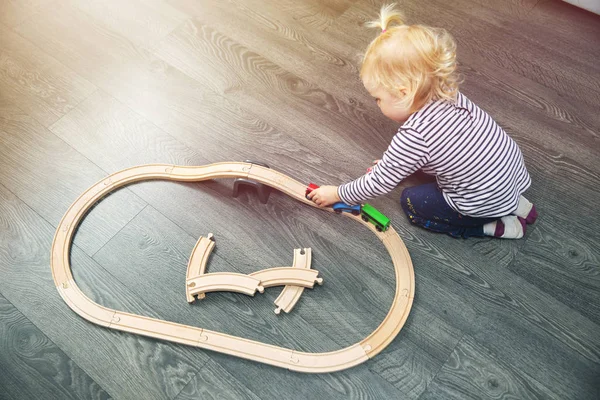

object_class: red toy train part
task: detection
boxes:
[305,183,320,198]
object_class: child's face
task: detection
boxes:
[366,84,412,124]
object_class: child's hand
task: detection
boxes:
[307,185,340,207]
[367,159,381,173]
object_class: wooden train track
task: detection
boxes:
[185,238,321,310]
[186,233,216,302]
[274,248,314,314]
[50,162,415,373]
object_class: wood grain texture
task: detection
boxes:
[328,0,600,167]
[17,3,370,186]
[444,0,600,71]
[367,337,443,399]
[527,0,600,62]
[449,12,600,109]
[468,0,542,18]
[419,334,561,400]
[298,1,353,30]
[0,184,209,399]
[208,348,405,400]
[397,306,463,363]
[48,91,336,277]
[62,0,186,50]
[174,359,261,400]
[0,293,109,400]
[49,90,207,170]
[2,0,599,398]
[152,19,393,161]
[457,64,600,172]
[0,25,96,127]
[0,0,52,27]
[407,231,600,400]
[166,0,374,109]
[270,0,354,31]
[506,171,600,324]
[0,99,146,256]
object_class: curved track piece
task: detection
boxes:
[187,273,264,298]
[249,267,322,288]
[274,248,312,315]
[50,162,414,373]
[186,233,215,302]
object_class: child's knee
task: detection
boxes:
[400,187,410,204]
[400,187,415,214]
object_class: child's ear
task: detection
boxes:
[398,87,408,97]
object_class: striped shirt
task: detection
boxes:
[338,92,531,218]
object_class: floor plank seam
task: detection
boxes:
[62,2,183,56]
[524,0,548,19]
[83,89,212,166]
[6,29,100,112]
[169,356,213,400]
[6,100,152,225]
[47,88,101,133]
[424,327,569,399]
[416,331,468,400]
[0,183,63,250]
[89,204,149,259]
[76,245,167,322]
[366,353,419,398]
[145,18,191,54]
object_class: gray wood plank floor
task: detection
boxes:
[1,0,599,399]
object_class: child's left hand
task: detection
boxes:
[307,185,340,207]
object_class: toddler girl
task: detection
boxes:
[308,4,537,239]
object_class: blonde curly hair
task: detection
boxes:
[361,4,459,112]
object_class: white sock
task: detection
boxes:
[512,195,533,219]
[483,216,525,239]
[500,216,525,239]
[483,221,497,236]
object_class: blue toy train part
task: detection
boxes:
[332,202,361,216]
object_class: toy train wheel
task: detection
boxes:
[361,215,368,222]
[334,210,342,214]
[376,226,382,232]
[352,210,360,216]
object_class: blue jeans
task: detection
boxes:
[400,183,498,238]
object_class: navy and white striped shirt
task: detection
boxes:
[338,92,531,218]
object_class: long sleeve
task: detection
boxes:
[338,128,430,204]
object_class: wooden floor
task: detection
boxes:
[1,0,599,398]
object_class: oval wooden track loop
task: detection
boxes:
[50,162,415,373]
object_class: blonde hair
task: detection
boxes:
[361,4,459,112]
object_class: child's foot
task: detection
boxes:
[483,216,526,239]
[512,195,537,224]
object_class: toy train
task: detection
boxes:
[305,183,390,232]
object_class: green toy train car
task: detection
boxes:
[360,203,391,232]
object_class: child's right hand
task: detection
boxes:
[307,185,340,207]
[367,159,381,173]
